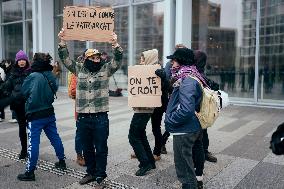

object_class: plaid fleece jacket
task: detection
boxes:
[58,45,123,113]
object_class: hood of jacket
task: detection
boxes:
[142,49,158,65]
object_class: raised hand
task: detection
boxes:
[58,28,66,45]
[110,32,119,48]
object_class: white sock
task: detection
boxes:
[196,175,203,181]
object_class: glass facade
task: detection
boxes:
[192,0,284,104]
[133,2,164,65]
[258,0,284,102]
[0,0,283,106]
[0,0,33,60]
[53,0,163,89]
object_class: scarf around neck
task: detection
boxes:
[171,65,208,88]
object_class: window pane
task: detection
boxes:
[90,0,129,6]
[26,0,32,19]
[133,2,164,65]
[54,0,73,15]
[89,7,129,90]
[2,0,23,23]
[192,0,256,100]
[258,0,284,101]
[133,0,160,3]
[3,23,23,59]
[26,21,33,58]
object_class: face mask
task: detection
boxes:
[84,59,102,73]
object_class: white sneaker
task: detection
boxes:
[0,118,2,122]
[8,119,17,123]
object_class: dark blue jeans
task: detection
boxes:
[77,112,109,177]
[75,121,83,155]
[128,113,155,167]
[173,131,203,189]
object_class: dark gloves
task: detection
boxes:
[155,68,166,79]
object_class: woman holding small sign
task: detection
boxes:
[128,49,169,176]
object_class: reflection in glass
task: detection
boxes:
[90,0,129,6]
[192,0,256,99]
[89,7,129,90]
[26,0,32,19]
[26,21,33,59]
[258,0,284,101]
[54,0,73,15]
[133,2,164,65]
[2,0,23,22]
[3,23,23,59]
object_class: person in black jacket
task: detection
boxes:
[0,51,31,159]
[17,53,66,181]
[191,50,221,189]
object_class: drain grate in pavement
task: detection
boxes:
[0,147,136,189]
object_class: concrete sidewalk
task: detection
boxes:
[0,93,284,189]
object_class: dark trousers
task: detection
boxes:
[151,107,164,156]
[162,131,170,146]
[173,131,203,189]
[128,113,155,167]
[193,132,205,176]
[202,129,209,154]
[75,121,83,155]
[0,108,4,119]
[163,129,210,153]
[14,107,27,154]
[78,112,109,177]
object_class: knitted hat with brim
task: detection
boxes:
[167,48,194,66]
[85,49,101,58]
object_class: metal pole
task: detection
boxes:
[254,0,260,103]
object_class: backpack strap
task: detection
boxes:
[40,72,57,99]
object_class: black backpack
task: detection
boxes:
[270,122,284,155]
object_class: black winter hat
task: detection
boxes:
[167,48,194,66]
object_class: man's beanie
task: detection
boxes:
[15,50,29,62]
[166,48,194,66]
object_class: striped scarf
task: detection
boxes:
[171,65,208,87]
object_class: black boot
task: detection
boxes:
[135,164,154,176]
[18,151,27,160]
[17,171,35,181]
[205,152,217,163]
[55,159,66,170]
[96,176,107,184]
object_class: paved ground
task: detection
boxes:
[0,91,284,189]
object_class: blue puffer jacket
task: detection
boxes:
[165,77,202,133]
[22,71,58,115]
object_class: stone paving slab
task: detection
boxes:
[221,135,271,161]
[234,162,284,189]
[1,95,284,189]
[0,161,76,189]
[205,158,259,189]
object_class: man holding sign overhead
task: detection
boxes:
[58,6,123,185]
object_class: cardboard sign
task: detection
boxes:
[128,65,162,107]
[63,6,114,42]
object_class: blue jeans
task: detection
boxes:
[75,121,83,155]
[26,115,65,172]
[173,131,203,189]
[77,112,109,177]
